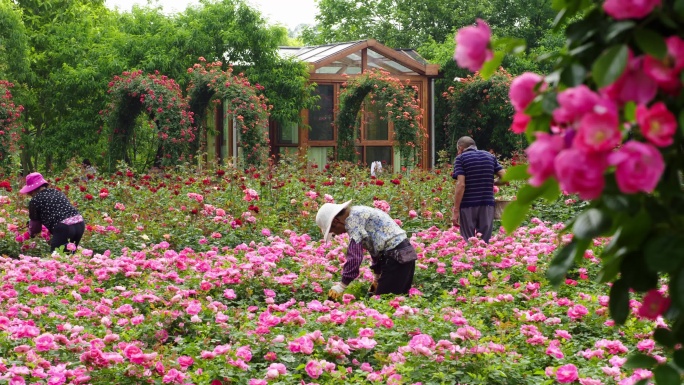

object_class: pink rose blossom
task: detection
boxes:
[603,0,661,20]
[573,108,621,153]
[177,356,194,368]
[305,360,323,379]
[638,289,670,320]
[643,35,684,94]
[454,19,493,72]
[526,132,564,187]
[553,85,602,126]
[608,141,664,194]
[600,52,656,105]
[510,72,545,112]
[637,102,677,147]
[34,333,56,352]
[223,289,237,300]
[185,300,202,315]
[554,148,608,200]
[556,363,579,383]
[510,111,531,134]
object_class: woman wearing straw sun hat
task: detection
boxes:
[18,172,85,253]
[315,200,417,300]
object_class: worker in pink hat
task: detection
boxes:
[19,172,85,253]
[315,200,417,301]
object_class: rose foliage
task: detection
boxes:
[336,69,425,167]
[103,70,196,169]
[187,59,271,167]
[454,0,684,381]
[0,80,23,172]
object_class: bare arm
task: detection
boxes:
[452,175,465,227]
[494,169,507,186]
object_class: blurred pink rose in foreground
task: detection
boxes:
[454,19,493,72]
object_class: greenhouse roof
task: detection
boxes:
[278,39,439,77]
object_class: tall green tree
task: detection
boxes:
[11,0,316,171]
[0,0,30,83]
[302,0,556,50]
[16,0,126,171]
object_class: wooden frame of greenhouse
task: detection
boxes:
[206,39,440,170]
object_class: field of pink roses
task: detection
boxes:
[0,160,662,384]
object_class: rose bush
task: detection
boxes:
[0,211,666,384]
[336,69,425,167]
[0,80,23,172]
[103,70,196,170]
[187,59,271,167]
[0,157,669,384]
[454,0,684,381]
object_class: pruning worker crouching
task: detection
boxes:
[315,200,417,300]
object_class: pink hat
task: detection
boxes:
[20,172,48,194]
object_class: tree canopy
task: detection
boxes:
[5,0,316,172]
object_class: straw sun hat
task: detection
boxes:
[315,200,352,242]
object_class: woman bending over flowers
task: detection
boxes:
[315,200,417,300]
[18,172,85,253]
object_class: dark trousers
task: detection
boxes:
[459,205,495,243]
[373,240,416,295]
[50,222,85,252]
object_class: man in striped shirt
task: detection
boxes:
[451,136,506,243]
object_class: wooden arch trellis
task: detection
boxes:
[0,80,23,171]
[186,60,270,167]
[336,69,425,167]
[103,70,196,169]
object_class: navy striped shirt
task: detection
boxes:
[452,149,503,208]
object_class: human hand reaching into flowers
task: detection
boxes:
[327,283,347,301]
[368,273,380,294]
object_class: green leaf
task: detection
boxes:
[653,328,676,349]
[547,238,589,286]
[540,92,559,114]
[673,349,684,369]
[602,195,630,212]
[480,52,505,79]
[572,208,612,240]
[623,353,658,369]
[644,234,684,273]
[540,179,560,202]
[525,116,552,144]
[609,279,630,324]
[547,241,576,286]
[597,247,626,283]
[676,0,684,19]
[622,252,658,293]
[552,0,567,12]
[670,269,684,309]
[679,110,684,137]
[517,179,559,205]
[501,200,530,233]
[592,44,629,87]
[623,101,636,122]
[502,164,530,182]
[606,21,636,41]
[493,38,526,55]
[634,29,667,60]
[654,364,680,385]
[560,63,587,86]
